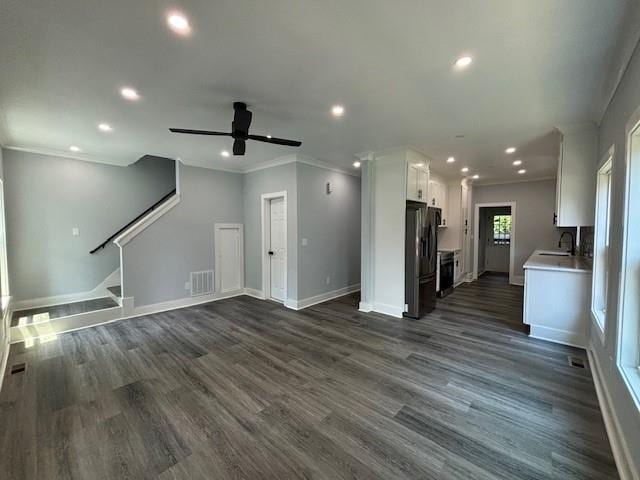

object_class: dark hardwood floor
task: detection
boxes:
[11,297,119,327]
[0,275,618,479]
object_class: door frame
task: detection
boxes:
[473,202,517,284]
[261,191,288,302]
[214,223,244,293]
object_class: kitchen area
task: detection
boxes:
[361,123,598,351]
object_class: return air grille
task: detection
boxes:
[190,270,214,297]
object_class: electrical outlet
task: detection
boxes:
[325,276,331,285]
[72,227,79,236]
[184,281,191,291]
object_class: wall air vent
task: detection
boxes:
[190,270,214,297]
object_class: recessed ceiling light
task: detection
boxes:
[505,147,517,154]
[518,169,527,174]
[472,174,480,179]
[353,161,361,168]
[447,156,455,163]
[461,167,469,173]
[513,159,522,166]
[266,135,272,139]
[454,56,473,69]
[331,105,345,117]
[220,150,230,158]
[98,123,112,132]
[416,163,424,167]
[120,87,140,101]
[167,12,191,35]
[69,145,81,152]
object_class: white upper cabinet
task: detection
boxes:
[428,179,448,225]
[554,125,598,227]
[406,162,429,203]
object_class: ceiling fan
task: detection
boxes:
[169,102,302,156]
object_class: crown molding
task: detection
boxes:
[3,145,129,166]
[473,176,556,187]
[241,154,299,173]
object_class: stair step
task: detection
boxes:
[11,297,119,327]
[107,285,122,298]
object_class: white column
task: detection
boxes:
[357,152,375,311]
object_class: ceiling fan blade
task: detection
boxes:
[169,128,231,136]
[248,135,302,147]
[232,102,252,135]
[233,139,246,156]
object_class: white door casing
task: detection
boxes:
[261,191,288,303]
[269,198,286,302]
[473,202,517,284]
[214,224,244,293]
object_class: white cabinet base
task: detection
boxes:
[523,268,591,349]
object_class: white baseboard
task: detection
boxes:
[529,325,586,349]
[12,268,121,311]
[511,275,525,286]
[588,346,637,480]
[129,289,245,317]
[372,302,404,318]
[358,302,373,312]
[243,288,265,299]
[285,284,360,310]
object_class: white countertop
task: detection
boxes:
[524,250,592,273]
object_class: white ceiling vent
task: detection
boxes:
[190,270,214,297]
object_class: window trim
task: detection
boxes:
[590,148,613,344]
[617,105,640,410]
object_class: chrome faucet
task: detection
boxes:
[558,231,576,256]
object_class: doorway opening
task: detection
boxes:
[473,202,517,284]
[261,192,288,303]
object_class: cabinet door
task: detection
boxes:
[407,164,419,201]
[428,180,437,206]
[417,168,427,202]
[440,183,448,226]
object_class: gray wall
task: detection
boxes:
[3,149,175,301]
[297,163,360,299]
[242,162,298,300]
[122,164,243,307]
[591,11,640,471]
[473,180,559,278]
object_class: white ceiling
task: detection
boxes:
[0,0,630,182]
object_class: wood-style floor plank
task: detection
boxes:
[0,273,619,479]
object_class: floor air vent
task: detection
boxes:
[11,363,26,374]
[568,356,585,368]
[190,270,214,297]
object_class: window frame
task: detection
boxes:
[591,148,614,341]
[617,105,640,410]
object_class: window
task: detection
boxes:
[591,152,613,332]
[492,215,511,245]
[619,109,640,406]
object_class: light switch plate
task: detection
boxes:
[301,238,308,246]
[72,228,79,236]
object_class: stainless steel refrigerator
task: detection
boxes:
[404,202,440,318]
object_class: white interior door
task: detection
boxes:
[216,225,243,293]
[269,198,286,302]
